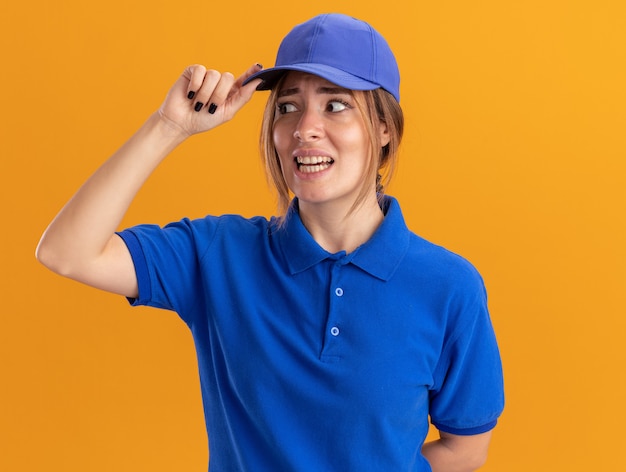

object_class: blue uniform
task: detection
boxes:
[118,196,504,471]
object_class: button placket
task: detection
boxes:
[331,273,345,339]
[320,261,347,361]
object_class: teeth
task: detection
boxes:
[296,156,333,165]
[295,156,334,173]
[299,162,332,173]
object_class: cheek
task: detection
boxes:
[341,125,370,162]
[272,123,290,156]
[271,125,293,177]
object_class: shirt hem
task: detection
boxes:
[432,419,498,436]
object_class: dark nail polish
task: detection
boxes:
[208,103,218,114]
[256,63,263,69]
[187,91,196,100]
[194,101,203,112]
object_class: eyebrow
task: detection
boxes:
[277,86,352,98]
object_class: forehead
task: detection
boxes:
[278,71,351,93]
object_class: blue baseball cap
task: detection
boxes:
[244,13,400,102]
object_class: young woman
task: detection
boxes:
[37,13,504,472]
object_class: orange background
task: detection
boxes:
[2,1,625,470]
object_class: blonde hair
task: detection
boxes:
[259,76,404,216]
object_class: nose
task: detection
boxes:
[293,107,324,142]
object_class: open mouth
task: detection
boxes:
[295,156,334,173]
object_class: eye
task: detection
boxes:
[277,102,297,114]
[326,100,350,112]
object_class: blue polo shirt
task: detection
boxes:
[118,196,504,471]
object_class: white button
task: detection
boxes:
[330,326,340,336]
[335,287,344,297]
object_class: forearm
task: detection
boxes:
[36,112,186,276]
[422,431,492,472]
[36,64,261,295]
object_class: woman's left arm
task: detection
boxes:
[422,430,493,472]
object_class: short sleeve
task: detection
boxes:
[116,217,218,317]
[429,284,504,435]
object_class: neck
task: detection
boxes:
[298,194,384,254]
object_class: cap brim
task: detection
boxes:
[243,63,381,92]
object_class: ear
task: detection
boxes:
[378,120,390,147]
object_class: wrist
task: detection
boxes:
[152,110,192,144]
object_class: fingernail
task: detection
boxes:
[194,102,203,112]
[187,91,196,100]
[256,63,263,69]
[208,103,218,114]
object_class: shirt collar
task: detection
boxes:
[277,196,410,281]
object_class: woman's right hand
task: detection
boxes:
[36,63,263,297]
[157,63,263,138]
